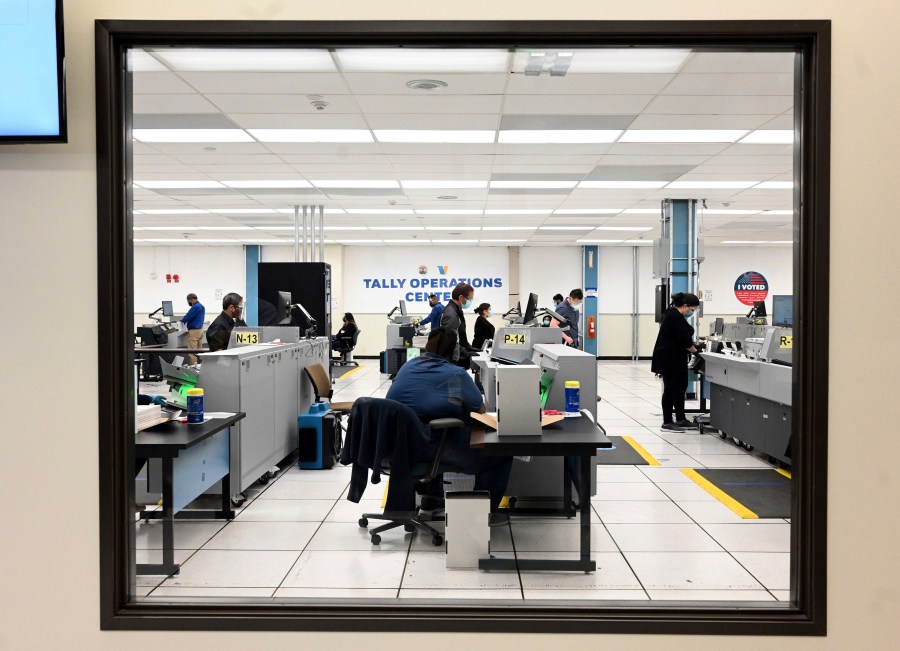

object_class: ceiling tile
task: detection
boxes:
[680,52,795,74]
[499,114,635,130]
[357,94,503,114]
[132,72,196,94]
[132,114,237,129]
[366,114,499,130]
[228,113,370,129]
[583,164,695,181]
[644,95,793,114]
[207,94,361,114]
[628,114,776,130]
[178,72,350,95]
[342,73,508,95]
[506,73,674,95]
[662,74,794,96]
[502,94,654,115]
[133,94,221,114]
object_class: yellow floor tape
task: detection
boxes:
[775,467,792,479]
[681,468,759,519]
[621,435,661,466]
[339,365,364,379]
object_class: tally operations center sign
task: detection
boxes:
[733,270,769,306]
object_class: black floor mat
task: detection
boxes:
[694,468,791,519]
[595,436,652,465]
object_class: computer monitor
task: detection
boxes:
[161,300,173,317]
[276,291,292,325]
[399,300,407,316]
[773,295,793,327]
[522,293,539,325]
[714,317,725,336]
[752,300,767,317]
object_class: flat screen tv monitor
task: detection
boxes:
[276,291,292,325]
[773,295,793,327]
[752,300,767,317]
[399,300,407,316]
[0,0,67,142]
[522,293,539,325]
[161,300,173,317]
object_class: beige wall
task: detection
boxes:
[1,1,899,649]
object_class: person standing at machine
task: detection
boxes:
[205,292,243,353]
[553,288,584,348]
[471,303,495,350]
[651,292,701,432]
[552,293,564,308]
[417,293,445,332]
[180,293,206,364]
[440,282,477,368]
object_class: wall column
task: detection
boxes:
[245,245,260,326]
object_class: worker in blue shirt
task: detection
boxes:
[417,293,444,331]
[386,329,512,518]
[181,293,206,364]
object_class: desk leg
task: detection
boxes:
[579,454,595,571]
[562,457,574,518]
[136,456,180,577]
[219,471,236,520]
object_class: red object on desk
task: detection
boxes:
[542,409,562,415]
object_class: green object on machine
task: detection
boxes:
[539,370,555,409]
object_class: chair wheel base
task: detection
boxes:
[432,534,443,546]
[371,533,381,545]
[358,517,368,528]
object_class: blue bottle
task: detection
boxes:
[564,381,581,416]
[186,388,204,424]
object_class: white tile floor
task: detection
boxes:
[137,361,792,604]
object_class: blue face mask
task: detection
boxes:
[487,311,492,318]
[462,298,474,310]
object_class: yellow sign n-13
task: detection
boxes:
[779,335,793,349]
[503,333,527,346]
[235,331,260,345]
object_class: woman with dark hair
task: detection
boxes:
[471,303,495,350]
[651,292,701,432]
[332,312,358,353]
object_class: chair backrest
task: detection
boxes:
[303,362,332,401]
[349,328,361,348]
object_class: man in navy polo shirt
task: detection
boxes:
[386,329,512,515]
[181,293,206,364]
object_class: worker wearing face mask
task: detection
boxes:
[417,293,445,332]
[553,288,584,348]
[471,303,495,350]
[439,282,478,368]
[651,292,701,432]
[181,293,206,364]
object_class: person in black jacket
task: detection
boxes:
[440,282,478,368]
[651,292,701,432]
[471,303,495,350]
[332,312,358,352]
[205,292,243,353]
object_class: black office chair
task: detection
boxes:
[332,328,361,367]
[343,398,464,546]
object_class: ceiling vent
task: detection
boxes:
[405,79,449,90]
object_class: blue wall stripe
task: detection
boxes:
[245,245,260,326]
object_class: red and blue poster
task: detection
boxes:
[734,271,769,305]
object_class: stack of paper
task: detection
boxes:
[136,405,162,431]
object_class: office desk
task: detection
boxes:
[471,413,610,573]
[135,413,244,576]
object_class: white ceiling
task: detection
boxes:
[130,48,796,248]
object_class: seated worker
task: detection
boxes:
[332,312,358,352]
[417,294,444,331]
[205,292,243,352]
[386,329,513,516]
[471,302,495,350]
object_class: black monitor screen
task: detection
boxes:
[522,293,539,325]
[276,291,292,325]
[773,295,793,327]
[161,300,173,317]
[714,317,725,335]
[752,300,767,317]
[399,300,407,316]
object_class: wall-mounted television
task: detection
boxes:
[0,0,67,143]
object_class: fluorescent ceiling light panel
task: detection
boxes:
[619,130,748,143]
[276,208,345,214]
[578,181,668,189]
[430,239,479,243]
[622,208,661,214]
[133,129,253,143]
[425,226,481,231]
[577,239,625,243]
[401,180,488,189]
[754,181,794,189]
[482,239,527,242]
[769,241,794,244]
[211,208,278,214]
[195,226,254,231]
[368,226,424,231]
[248,129,374,143]
[153,48,336,72]
[667,181,758,189]
[382,239,431,244]
[484,209,551,215]
[498,130,621,144]
[624,240,653,244]
[416,209,484,215]
[594,226,654,231]
[490,180,577,189]
[223,180,312,188]
[761,210,794,215]
[701,209,760,215]
[136,180,225,189]
[344,208,413,214]
[191,239,241,243]
[335,239,382,243]
[323,226,368,231]
[374,130,495,143]
[127,51,167,72]
[135,226,199,231]
[537,226,594,231]
[133,209,209,215]
[141,238,192,243]
[311,180,400,189]
[335,48,509,73]
[738,130,794,144]
[481,226,535,231]
[554,208,622,214]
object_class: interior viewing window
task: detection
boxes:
[97,20,829,634]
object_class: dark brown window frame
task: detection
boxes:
[97,19,830,634]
